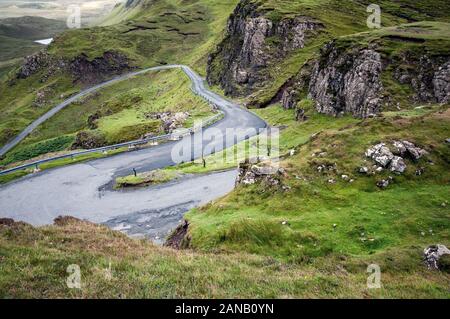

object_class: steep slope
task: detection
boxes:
[207,0,450,112]
[181,0,450,296]
[0,0,238,160]
[0,16,67,79]
[1,217,448,298]
[286,22,450,118]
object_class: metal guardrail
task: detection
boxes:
[0,71,225,176]
[0,112,224,176]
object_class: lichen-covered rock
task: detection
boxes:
[392,140,407,156]
[308,42,383,118]
[17,50,131,84]
[392,140,428,161]
[424,244,450,270]
[364,140,428,175]
[389,156,407,174]
[236,158,286,188]
[394,54,450,104]
[433,61,450,103]
[365,143,394,167]
[207,0,323,97]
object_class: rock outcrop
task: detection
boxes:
[273,35,449,120]
[392,140,428,161]
[281,89,298,110]
[207,0,323,97]
[165,220,190,249]
[424,244,450,270]
[69,51,131,84]
[17,51,59,79]
[308,42,384,118]
[273,62,314,110]
[389,156,407,174]
[365,143,394,167]
[364,140,428,177]
[17,50,131,84]
[146,111,190,133]
[71,130,107,150]
[236,158,287,189]
[393,54,450,104]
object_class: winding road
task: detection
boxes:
[0,65,266,242]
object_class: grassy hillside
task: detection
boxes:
[207,0,450,106]
[1,217,448,298]
[0,35,41,63]
[186,106,450,256]
[0,16,66,40]
[0,0,238,162]
[0,68,213,166]
[0,16,67,80]
[48,0,239,73]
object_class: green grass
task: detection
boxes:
[0,35,43,62]
[0,0,239,159]
[0,170,31,185]
[0,73,81,148]
[184,106,450,264]
[0,135,74,166]
[0,16,66,63]
[0,218,448,298]
[1,68,214,164]
[115,169,181,188]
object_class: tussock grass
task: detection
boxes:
[1,218,448,298]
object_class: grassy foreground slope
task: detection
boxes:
[0,217,448,298]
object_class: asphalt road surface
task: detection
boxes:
[0,65,266,242]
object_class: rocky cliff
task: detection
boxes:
[393,53,450,104]
[207,0,449,119]
[17,50,132,84]
[275,27,450,118]
[206,0,323,97]
[307,42,384,118]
